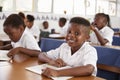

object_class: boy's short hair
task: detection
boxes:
[3,14,25,28]
[70,17,90,35]
[26,15,35,22]
[43,21,48,25]
[70,17,90,27]
[59,17,67,24]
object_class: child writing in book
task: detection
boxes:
[89,13,114,46]
[0,14,41,60]
[38,17,97,77]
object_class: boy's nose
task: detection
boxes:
[68,33,75,38]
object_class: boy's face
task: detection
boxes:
[66,23,88,49]
[44,22,49,29]
[26,19,33,28]
[4,25,23,42]
[59,21,64,27]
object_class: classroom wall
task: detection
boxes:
[0,12,120,35]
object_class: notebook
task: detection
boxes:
[26,64,72,80]
[0,50,10,61]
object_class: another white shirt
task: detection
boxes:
[58,21,69,37]
[11,29,41,51]
[90,26,114,45]
[26,26,40,42]
[45,42,97,76]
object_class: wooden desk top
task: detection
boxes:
[90,42,120,50]
[0,58,105,80]
[49,34,65,39]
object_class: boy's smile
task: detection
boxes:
[66,23,88,52]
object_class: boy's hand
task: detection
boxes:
[7,47,22,57]
[42,68,59,77]
[55,58,66,67]
[48,58,66,67]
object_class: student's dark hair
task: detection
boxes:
[3,14,26,28]
[26,14,35,22]
[106,14,111,28]
[43,21,48,25]
[95,13,111,28]
[59,17,67,25]
[70,17,90,27]
[18,12,25,19]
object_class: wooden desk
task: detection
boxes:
[0,34,11,46]
[0,58,105,80]
[49,34,65,39]
[90,42,120,50]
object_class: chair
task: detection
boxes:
[94,46,120,80]
[112,28,119,32]
[39,38,65,52]
[112,36,120,46]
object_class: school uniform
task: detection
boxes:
[26,26,40,42]
[90,26,114,45]
[59,26,68,36]
[58,21,69,36]
[11,29,41,51]
[45,42,97,76]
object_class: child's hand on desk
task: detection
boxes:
[49,58,66,67]
[55,58,66,67]
[42,68,59,77]
[7,47,22,57]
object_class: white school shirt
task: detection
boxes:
[11,29,41,51]
[59,26,68,36]
[45,42,97,76]
[58,21,69,37]
[26,26,40,42]
[90,26,114,45]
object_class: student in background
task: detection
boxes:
[25,14,40,42]
[0,14,41,59]
[89,13,114,46]
[38,17,97,77]
[58,17,68,36]
[18,12,26,25]
[40,21,50,38]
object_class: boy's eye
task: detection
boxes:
[75,32,79,36]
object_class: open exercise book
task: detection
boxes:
[26,64,72,80]
[0,50,10,61]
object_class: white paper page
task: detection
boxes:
[26,64,72,80]
[0,50,10,61]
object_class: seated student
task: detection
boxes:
[40,21,50,38]
[18,12,26,25]
[58,17,68,36]
[25,14,40,42]
[89,13,114,46]
[0,14,41,58]
[38,17,97,77]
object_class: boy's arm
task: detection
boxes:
[38,52,64,67]
[0,44,13,50]
[38,52,57,65]
[57,64,94,77]
[38,52,53,63]
[7,47,40,57]
[42,64,94,77]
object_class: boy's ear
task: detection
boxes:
[86,35,90,40]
